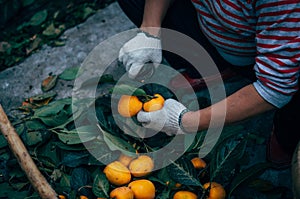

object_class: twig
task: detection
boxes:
[0,105,57,199]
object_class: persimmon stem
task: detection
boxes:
[138,94,157,103]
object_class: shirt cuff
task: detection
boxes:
[253,81,292,108]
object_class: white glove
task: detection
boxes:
[137,99,189,136]
[119,32,162,79]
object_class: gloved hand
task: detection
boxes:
[118,32,162,79]
[137,99,189,136]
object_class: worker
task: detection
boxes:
[117,0,300,168]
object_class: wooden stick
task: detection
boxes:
[0,105,57,199]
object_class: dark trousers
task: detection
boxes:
[117,0,300,153]
[273,90,300,154]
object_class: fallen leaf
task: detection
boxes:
[59,67,79,80]
[0,41,12,53]
[19,92,57,112]
[29,10,48,26]
[29,92,57,103]
[42,23,62,38]
[41,75,58,92]
[26,37,42,55]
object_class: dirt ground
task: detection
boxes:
[0,2,295,199]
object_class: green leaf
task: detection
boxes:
[95,107,108,129]
[32,98,72,127]
[59,67,80,80]
[33,98,71,117]
[248,133,266,145]
[149,167,176,186]
[210,138,248,182]
[0,136,8,148]
[56,173,72,193]
[76,77,99,89]
[29,92,57,105]
[156,189,171,199]
[34,155,56,168]
[54,141,86,151]
[92,172,110,198]
[0,152,9,161]
[86,140,120,165]
[36,141,60,167]
[82,7,95,20]
[52,40,66,47]
[99,74,116,83]
[60,173,71,188]
[0,183,29,199]
[184,132,205,153]
[167,157,202,187]
[56,125,100,145]
[248,179,275,192]
[111,84,147,96]
[70,168,92,191]
[8,167,26,180]
[56,131,82,145]
[29,91,57,102]
[42,23,62,38]
[52,105,85,130]
[215,125,245,149]
[23,120,50,146]
[156,167,171,183]
[23,131,43,146]
[60,152,90,167]
[0,123,24,148]
[10,182,30,191]
[25,120,45,131]
[228,162,272,197]
[29,10,48,26]
[113,115,147,139]
[39,109,70,127]
[98,124,135,153]
[22,0,34,7]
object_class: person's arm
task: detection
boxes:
[136,1,300,135]
[183,1,300,132]
[118,0,174,79]
[140,0,174,36]
[182,84,276,132]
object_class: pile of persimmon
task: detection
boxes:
[101,153,226,199]
[118,94,165,117]
[103,154,156,199]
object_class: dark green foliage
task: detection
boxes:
[0,0,115,71]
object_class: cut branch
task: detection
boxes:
[0,105,57,199]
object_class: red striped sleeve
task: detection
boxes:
[205,0,253,31]
[256,34,298,40]
[256,1,298,11]
[216,0,247,22]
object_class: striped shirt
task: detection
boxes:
[191,0,300,108]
